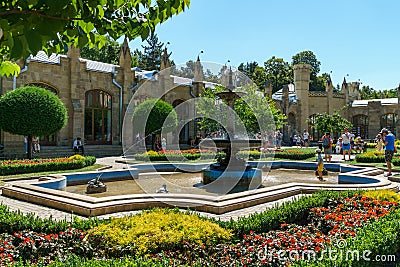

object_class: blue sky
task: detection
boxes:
[128,0,400,91]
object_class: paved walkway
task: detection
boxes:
[0,148,390,222]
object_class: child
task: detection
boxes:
[316,149,324,181]
[336,137,342,154]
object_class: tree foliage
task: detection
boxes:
[359,85,398,100]
[292,50,321,78]
[251,66,268,90]
[0,86,67,158]
[263,56,292,94]
[238,61,258,78]
[132,98,177,136]
[80,36,121,64]
[308,112,352,137]
[197,85,286,134]
[134,34,165,70]
[0,0,190,76]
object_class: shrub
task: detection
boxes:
[69,154,85,161]
[87,208,232,256]
[362,189,400,203]
[133,150,218,162]
[355,151,385,163]
[0,204,100,234]
[0,156,96,176]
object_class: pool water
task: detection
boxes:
[65,169,338,197]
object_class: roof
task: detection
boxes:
[352,98,398,107]
[29,51,119,73]
[272,84,298,103]
[29,51,67,64]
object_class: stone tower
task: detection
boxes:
[293,64,311,132]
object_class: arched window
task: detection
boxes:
[26,82,58,145]
[381,113,397,136]
[352,115,368,139]
[85,90,112,144]
[308,114,321,141]
[173,99,189,145]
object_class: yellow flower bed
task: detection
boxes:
[87,209,232,256]
[68,154,85,160]
[362,189,400,203]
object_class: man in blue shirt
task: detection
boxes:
[382,128,396,176]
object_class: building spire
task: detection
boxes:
[119,36,132,68]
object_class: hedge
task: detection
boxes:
[0,204,100,234]
[355,151,400,165]
[0,156,96,176]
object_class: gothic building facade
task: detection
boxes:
[0,43,399,155]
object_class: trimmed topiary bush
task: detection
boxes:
[0,86,67,159]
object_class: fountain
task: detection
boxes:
[201,67,262,193]
[86,173,107,194]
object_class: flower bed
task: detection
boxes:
[134,148,316,162]
[133,149,219,161]
[0,155,96,176]
[0,191,399,266]
[355,150,400,165]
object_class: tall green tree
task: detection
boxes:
[80,36,121,64]
[0,0,190,77]
[238,61,258,78]
[132,98,177,150]
[134,34,165,70]
[171,60,195,78]
[264,56,291,94]
[292,50,321,77]
[197,85,286,134]
[308,112,352,138]
[251,66,268,90]
[0,86,67,159]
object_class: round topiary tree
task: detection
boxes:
[132,98,177,150]
[0,85,68,159]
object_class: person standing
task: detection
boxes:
[316,149,324,181]
[341,128,352,161]
[161,138,167,152]
[376,134,384,152]
[321,132,332,163]
[381,128,396,177]
[302,129,310,148]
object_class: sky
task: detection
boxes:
[128,0,400,91]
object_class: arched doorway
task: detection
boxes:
[352,115,368,138]
[172,99,189,144]
[381,113,397,136]
[26,82,58,145]
[84,90,112,144]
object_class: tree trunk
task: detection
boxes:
[27,135,33,159]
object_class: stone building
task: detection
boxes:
[272,64,399,142]
[1,43,399,155]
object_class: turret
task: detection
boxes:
[119,37,132,69]
[193,55,204,83]
[293,64,311,133]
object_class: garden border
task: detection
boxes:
[1,161,397,217]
